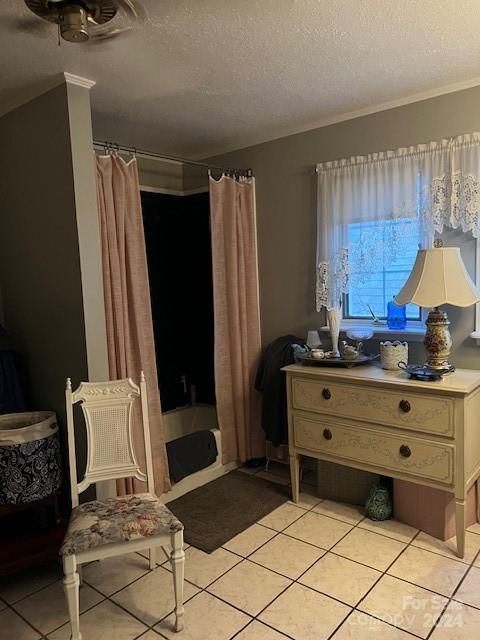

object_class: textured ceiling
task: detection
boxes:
[1,1,480,157]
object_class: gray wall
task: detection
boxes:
[0,84,89,419]
[134,155,208,193]
[183,164,208,192]
[136,155,184,192]
[0,81,106,489]
[209,85,480,368]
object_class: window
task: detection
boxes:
[344,218,421,321]
[316,132,480,327]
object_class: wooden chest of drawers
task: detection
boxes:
[291,377,455,437]
[284,364,480,558]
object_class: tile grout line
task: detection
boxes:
[449,550,480,610]
[39,556,158,637]
[149,496,328,638]
[344,529,428,640]
[43,496,415,639]
[210,496,418,640]
[154,493,330,640]
[227,497,419,640]
[242,485,480,640]
[33,486,480,637]
[343,522,480,639]
[424,547,480,640]
[5,600,48,639]
[82,557,152,598]
[0,569,63,606]
[36,542,480,640]
[319,509,424,639]
[16,476,480,639]
[94,516,480,640]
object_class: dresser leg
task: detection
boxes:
[455,497,466,559]
[290,453,300,503]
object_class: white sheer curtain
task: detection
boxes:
[316,132,480,311]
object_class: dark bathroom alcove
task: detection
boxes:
[141,191,215,412]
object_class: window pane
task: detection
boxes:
[345,218,420,321]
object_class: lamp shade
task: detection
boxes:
[395,247,480,308]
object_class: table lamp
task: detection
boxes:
[395,245,480,370]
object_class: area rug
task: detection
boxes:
[167,470,289,553]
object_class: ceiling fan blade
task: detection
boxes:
[1,15,51,35]
[89,25,133,43]
[87,0,145,42]
[114,0,146,22]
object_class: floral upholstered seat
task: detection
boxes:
[61,493,183,556]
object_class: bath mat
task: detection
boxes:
[166,470,289,553]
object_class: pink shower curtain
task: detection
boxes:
[96,155,170,495]
[209,175,265,463]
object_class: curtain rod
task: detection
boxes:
[92,140,253,176]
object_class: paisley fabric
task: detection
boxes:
[61,493,183,556]
[0,434,62,505]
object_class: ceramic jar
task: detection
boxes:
[365,484,392,521]
[380,340,408,370]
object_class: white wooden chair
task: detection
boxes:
[61,372,184,640]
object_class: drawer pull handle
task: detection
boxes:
[399,444,411,458]
[399,399,411,413]
[323,428,333,440]
[322,388,332,400]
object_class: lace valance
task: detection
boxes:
[316,132,480,311]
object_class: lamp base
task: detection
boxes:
[424,308,453,370]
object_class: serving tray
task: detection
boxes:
[296,353,378,368]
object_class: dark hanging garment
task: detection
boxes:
[0,350,28,414]
[255,335,306,446]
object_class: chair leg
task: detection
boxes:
[63,555,82,640]
[77,565,83,587]
[171,530,185,632]
[149,548,156,570]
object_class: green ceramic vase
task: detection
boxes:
[365,484,392,521]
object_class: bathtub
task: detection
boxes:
[162,404,237,503]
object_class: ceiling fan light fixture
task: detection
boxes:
[23,0,142,44]
[60,4,89,42]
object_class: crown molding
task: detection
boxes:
[0,73,96,118]
[198,75,480,160]
[63,72,96,89]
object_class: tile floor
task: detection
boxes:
[1,464,480,640]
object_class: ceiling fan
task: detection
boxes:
[21,0,145,43]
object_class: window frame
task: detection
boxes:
[340,216,425,328]
[343,293,422,323]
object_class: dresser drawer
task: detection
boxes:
[291,377,455,437]
[293,414,454,485]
